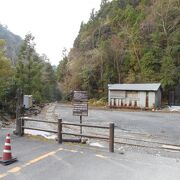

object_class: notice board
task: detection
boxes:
[73,91,88,116]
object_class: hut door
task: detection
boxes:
[168,90,175,106]
[146,92,149,108]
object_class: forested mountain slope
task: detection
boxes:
[0,32,61,114]
[57,0,180,99]
[0,24,22,65]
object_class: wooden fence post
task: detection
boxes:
[18,117,24,136]
[21,118,24,136]
[58,118,62,144]
[18,118,21,136]
[109,123,114,152]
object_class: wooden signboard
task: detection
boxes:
[73,91,88,116]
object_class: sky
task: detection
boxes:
[0,0,102,65]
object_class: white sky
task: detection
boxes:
[0,0,102,65]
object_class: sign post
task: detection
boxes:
[73,91,88,140]
[80,115,82,135]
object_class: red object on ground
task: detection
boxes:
[0,134,17,165]
[3,133,12,161]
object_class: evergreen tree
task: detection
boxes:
[0,39,14,101]
[57,0,180,102]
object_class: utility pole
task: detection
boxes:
[14,88,23,135]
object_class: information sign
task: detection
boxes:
[73,91,88,116]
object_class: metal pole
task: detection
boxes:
[109,123,114,152]
[80,115,82,140]
[58,118,62,144]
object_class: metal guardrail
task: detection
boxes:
[18,118,115,153]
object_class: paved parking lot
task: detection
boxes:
[0,128,180,180]
[55,104,180,145]
[1,104,180,179]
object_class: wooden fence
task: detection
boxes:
[18,117,114,152]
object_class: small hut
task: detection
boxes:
[108,83,161,109]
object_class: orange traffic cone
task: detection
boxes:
[0,134,17,165]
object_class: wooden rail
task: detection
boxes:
[62,122,109,129]
[18,117,115,153]
[62,132,108,140]
[22,127,57,134]
[59,119,114,152]
[18,117,59,137]
[22,118,58,124]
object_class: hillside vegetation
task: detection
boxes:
[0,32,61,114]
[0,24,22,65]
[57,0,180,100]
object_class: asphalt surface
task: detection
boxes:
[1,103,180,179]
[0,128,180,180]
[55,104,180,145]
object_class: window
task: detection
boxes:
[126,91,138,98]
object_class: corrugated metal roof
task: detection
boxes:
[108,83,161,91]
